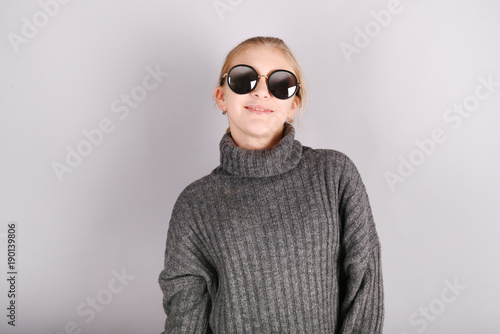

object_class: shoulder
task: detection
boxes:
[166,174,218,233]
[301,145,359,175]
[171,167,232,212]
[173,173,217,207]
[299,145,366,198]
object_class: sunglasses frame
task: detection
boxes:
[220,64,301,100]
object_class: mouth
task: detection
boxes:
[245,105,273,115]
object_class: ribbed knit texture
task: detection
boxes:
[158,123,384,334]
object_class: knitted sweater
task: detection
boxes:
[158,123,384,333]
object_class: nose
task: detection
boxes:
[251,75,270,98]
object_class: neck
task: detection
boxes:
[230,125,285,150]
[219,122,302,177]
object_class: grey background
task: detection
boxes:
[1,0,499,333]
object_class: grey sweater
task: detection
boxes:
[158,123,384,333]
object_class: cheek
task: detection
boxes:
[226,92,245,107]
[276,100,294,115]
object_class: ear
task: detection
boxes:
[288,96,300,118]
[214,86,227,112]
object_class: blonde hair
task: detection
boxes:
[217,36,307,132]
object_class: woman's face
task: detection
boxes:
[215,46,300,149]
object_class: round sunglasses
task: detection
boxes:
[220,64,300,100]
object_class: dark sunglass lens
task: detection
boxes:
[228,66,258,94]
[268,71,297,99]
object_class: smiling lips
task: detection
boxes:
[245,105,273,115]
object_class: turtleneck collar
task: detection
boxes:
[219,122,303,178]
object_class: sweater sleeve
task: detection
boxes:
[158,193,217,334]
[336,154,384,334]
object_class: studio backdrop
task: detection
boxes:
[1,0,499,333]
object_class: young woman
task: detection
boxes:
[159,36,384,334]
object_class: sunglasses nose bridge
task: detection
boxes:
[255,74,269,86]
[251,74,270,97]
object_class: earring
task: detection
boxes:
[222,110,227,115]
[287,116,294,123]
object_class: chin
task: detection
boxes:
[245,122,283,137]
[245,119,273,130]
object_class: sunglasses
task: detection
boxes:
[220,64,300,100]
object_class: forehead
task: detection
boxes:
[231,46,294,74]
